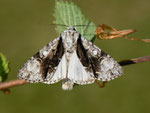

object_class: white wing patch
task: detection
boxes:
[43,54,67,84]
[68,51,95,84]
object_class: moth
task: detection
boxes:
[18,26,123,90]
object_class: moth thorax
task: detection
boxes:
[63,35,77,49]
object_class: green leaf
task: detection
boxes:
[53,0,96,41]
[0,53,9,82]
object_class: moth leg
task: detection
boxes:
[95,80,107,88]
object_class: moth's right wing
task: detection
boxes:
[18,37,66,84]
[78,37,123,82]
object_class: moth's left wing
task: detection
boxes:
[18,37,65,84]
[78,37,123,82]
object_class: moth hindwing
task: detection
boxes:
[18,26,123,90]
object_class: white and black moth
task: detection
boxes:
[18,26,123,90]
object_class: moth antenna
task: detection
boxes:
[50,23,68,27]
[74,21,95,28]
[73,25,95,27]
[73,25,87,27]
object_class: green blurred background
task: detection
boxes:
[0,0,150,113]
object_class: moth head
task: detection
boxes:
[67,26,76,31]
[61,26,80,49]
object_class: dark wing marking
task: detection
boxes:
[78,37,123,81]
[18,37,65,83]
[76,36,102,78]
[76,35,90,67]
[40,36,64,78]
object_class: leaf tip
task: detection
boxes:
[0,53,10,82]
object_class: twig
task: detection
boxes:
[119,55,150,66]
[0,79,27,90]
[0,55,150,92]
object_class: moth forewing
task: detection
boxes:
[18,37,65,83]
[80,36,123,81]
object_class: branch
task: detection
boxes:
[0,55,150,92]
[119,55,150,66]
[0,79,27,90]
